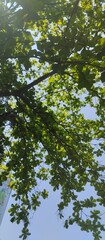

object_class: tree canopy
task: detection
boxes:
[0,0,105,239]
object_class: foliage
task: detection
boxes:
[0,0,105,239]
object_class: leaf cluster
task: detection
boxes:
[0,0,105,239]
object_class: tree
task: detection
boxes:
[0,0,105,239]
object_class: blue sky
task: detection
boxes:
[0,184,105,240]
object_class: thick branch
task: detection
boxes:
[0,70,56,98]
[0,111,17,124]
[0,90,13,97]
[17,70,56,93]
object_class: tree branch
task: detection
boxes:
[0,111,17,124]
[0,70,56,98]
[17,70,56,93]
